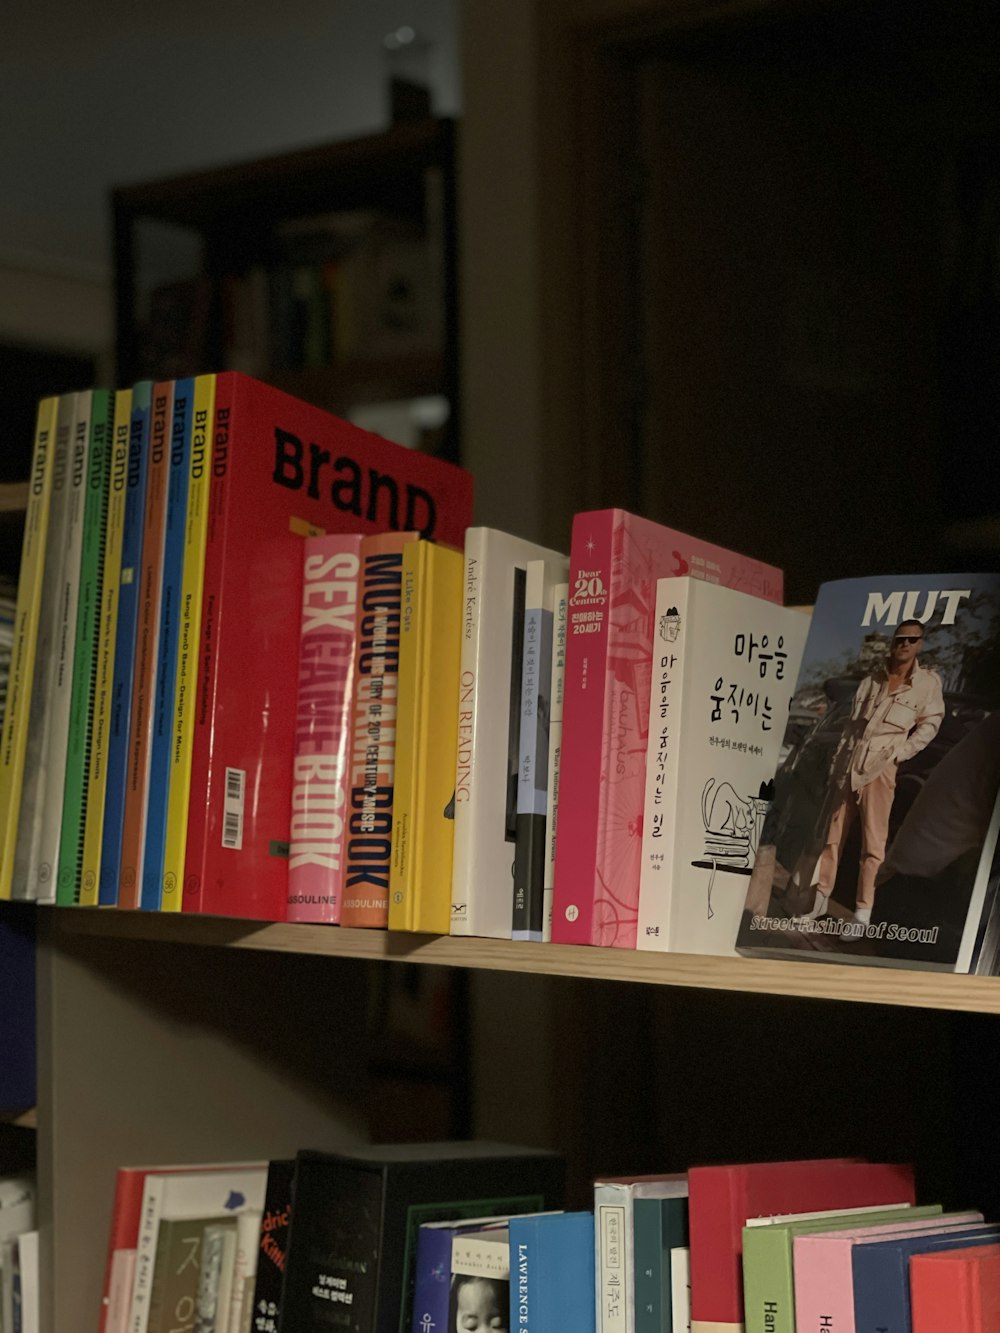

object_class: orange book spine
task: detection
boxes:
[118,382,173,908]
[339,529,417,928]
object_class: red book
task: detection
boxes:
[551,508,783,947]
[181,373,472,921]
[287,533,362,924]
[687,1157,915,1333]
[911,1244,1000,1333]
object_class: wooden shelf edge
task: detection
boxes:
[43,907,1000,1015]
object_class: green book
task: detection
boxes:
[147,1214,236,1333]
[634,1195,688,1333]
[741,1203,943,1333]
[56,388,114,906]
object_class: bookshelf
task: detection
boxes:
[113,117,460,461]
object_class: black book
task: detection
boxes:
[277,1141,565,1333]
[249,1158,295,1332]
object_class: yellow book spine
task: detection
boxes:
[79,389,132,906]
[161,374,216,911]
[388,542,463,933]
[0,396,60,899]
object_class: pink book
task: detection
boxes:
[286,533,362,923]
[551,509,783,947]
[793,1211,985,1333]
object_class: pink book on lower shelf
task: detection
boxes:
[551,508,783,948]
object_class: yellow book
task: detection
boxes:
[79,388,132,906]
[0,396,60,900]
[161,373,216,911]
[388,540,463,933]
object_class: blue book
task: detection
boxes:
[509,1211,594,1333]
[99,382,152,906]
[412,1216,513,1333]
[140,378,193,910]
[853,1224,1000,1332]
[634,1196,688,1333]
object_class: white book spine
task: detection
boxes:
[128,1175,167,1333]
[30,391,92,904]
[669,1249,690,1333]
[542,582,568,943]
[12,396,76,899]
[595,1186,631,1333]
[106,1249,137,1333]
[636,579,693,950]
[450,529,485,936]
[226,1210,262,1333]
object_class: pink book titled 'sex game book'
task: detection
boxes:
[551,509,783,948]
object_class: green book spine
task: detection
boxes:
[56,388,114,905]
[634,1197,689,1333]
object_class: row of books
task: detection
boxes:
[0,1175,36,1333]
[99,1142,1000,1333]
[0,373,472,916]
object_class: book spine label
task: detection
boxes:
[341,531,415,927]
[141,379,193,910]
[79,389,132,905]
[449,532,484,935]
[551,512,615,944]
[596,1195,629,1333]
[542,583,568,941]
[512,587,554,941]
[636,579,692,949]
[119,382,173,909]
[56,389,114,905]
[162,374,216,910]
[31,394,92,902]
[11,396,75,900]
[287,533,361,923]
[129,1177,165,1333]
[513,1230,533,1333]
[181,375,236,912]
[99,384,152,906]
[0,396,59,899]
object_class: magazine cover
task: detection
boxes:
[736,574,1000,971]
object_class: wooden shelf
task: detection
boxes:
[45,907,1000,1015]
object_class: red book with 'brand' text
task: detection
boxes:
[911,1244,1000,1333]
[181,373,472,921]
[687,1157,916,1333]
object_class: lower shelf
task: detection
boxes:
[43,906,1000,1015]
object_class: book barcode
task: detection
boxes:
[223,767,245,850]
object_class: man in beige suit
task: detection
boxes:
[796,620,945,924]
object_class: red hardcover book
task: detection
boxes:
[687,1158,915,1333]
[182,373,472,921]
[911,1244,1000,1333]
[551,508,783,948]
[118,382,174,910]
[287,533,362,924]
[340,529,418,928]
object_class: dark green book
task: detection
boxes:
[56,388,113,905]
[634,1196,689,1333]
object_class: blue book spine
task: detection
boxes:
[853,1225,1000,1333]
[412,1226,462,1333]
[140,379,193,910]
[510,1212,594,1333]
[99,382,152,906]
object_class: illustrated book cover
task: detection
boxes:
[636,578,809,956]
[181,372,472,922]
[736,573,1000,972]
[552,508,783,948]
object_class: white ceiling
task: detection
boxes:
[0,0,459,278]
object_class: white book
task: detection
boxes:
[30,391,92,903]
[542,581,568,942]
[450,528,566,938]
[128,1164,266,1333]
[451,1228,511,1279]
[226,1209,262,1333]
[594,1175,688,1333]
[669,1248,690,1333]
[11,394,76,900]
[636,578,808,956]
[17,1231,39,1333]
[512,557,568,942]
